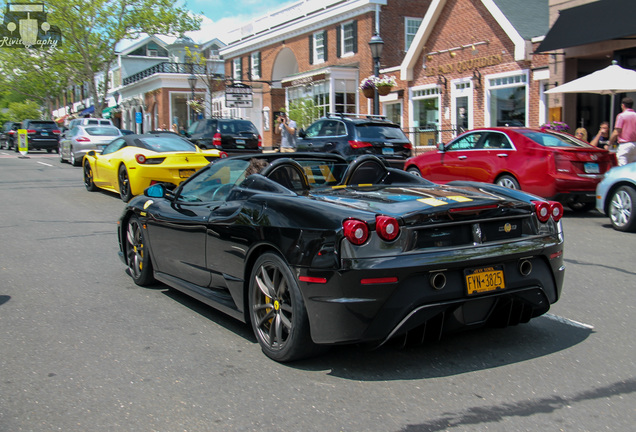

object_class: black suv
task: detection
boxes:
[296,114,412,165]
[185,118,262,154]
[0,121,20,150]
[16,119,61,152]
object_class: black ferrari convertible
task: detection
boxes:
[117,153,565,362]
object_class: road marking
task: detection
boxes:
[37,161,53,167]
[544,313,595,330]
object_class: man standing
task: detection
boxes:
[274,112,297,153]
[610,97,636,165]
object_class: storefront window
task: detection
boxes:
[413,87,440,130]
[286,78,356,118]
[384,102,403,126]
[488,72,528,127]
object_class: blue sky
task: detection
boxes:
[186,0,298,43]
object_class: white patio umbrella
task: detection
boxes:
[545,61,636,130]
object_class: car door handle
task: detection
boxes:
[458,155,468,160]
[496,153,509,157]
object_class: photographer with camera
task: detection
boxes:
[274,111,297,153]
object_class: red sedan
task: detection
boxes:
[405,127,616,211]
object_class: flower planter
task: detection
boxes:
[362,87,375,98]
[376,85,392,96]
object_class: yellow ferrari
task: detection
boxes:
[83,133,226,201]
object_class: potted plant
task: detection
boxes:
[359,76,377,98]
[540,121,569,132]
[376,75,397,96]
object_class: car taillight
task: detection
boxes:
[343,219,369,245]
[27,129,36,134]
[533,200,563,223]
[53,130,61,134]
[349,140,373,149]
[75,136,90,142]
[376,215,400,241]
[258,134,263,148]
[8,131,15,135]
[135,154,147,164]
[549,201,564,222]
[404,142,413,150]
[213,132,222,148]
[220,151,228,158]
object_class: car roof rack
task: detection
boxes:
[325,112,388,121]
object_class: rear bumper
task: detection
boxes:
[297,237,564,345]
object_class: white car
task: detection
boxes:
[596,162,636,232]
[59,125,122,166]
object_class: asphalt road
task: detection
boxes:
[1,151,634,432]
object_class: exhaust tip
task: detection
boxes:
[430,272,447,290]
[519,259,533,277]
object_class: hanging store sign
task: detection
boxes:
[226,83,253,108]
[425,54,504,77]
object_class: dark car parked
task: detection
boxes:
[0,121,20,150]
[185,118,262,154]
[296,113,412,166]
[16,119,61,152]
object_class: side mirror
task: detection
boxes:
[144,183,166,198]
[86,150,97,157]
[298,128,306,139]
[437,142,446,151]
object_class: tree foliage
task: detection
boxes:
[0,0,201,117]
[288,98,322,130]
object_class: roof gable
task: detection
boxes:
[401,0,543,80]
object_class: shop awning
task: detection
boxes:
[54,114,68,123]
[102,106,114,119]
[536,0,636,52]
[79,105,95,116]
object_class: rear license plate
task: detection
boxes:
[41,132,48,136]
[382,147,394,155]
[584,162,599,174]
[179,169,195,178]
[465,266,505,295]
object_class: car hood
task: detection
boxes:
[310,183,531,224]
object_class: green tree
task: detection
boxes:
[8,100,43,120]
[0,0,201,117]
[288,98,321,130]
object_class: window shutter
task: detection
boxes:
[337,25,341,58]
[248,55,252,80]
[352,20,358,54]
[257,52,261,77]
[309,34,314,65]
[323,31,328,61]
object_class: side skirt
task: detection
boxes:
[154,271,246,322]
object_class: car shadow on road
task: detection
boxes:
[292,314,593,380]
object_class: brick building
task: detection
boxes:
[220,0,551,148]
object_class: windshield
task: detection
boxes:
[135,136,197,152]
[177,157,350,202]
[85,127,121,136]
[520,130,594,148]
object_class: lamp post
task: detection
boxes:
[188,73,197,125]
[113,91,120,128]
[368,33,384,116]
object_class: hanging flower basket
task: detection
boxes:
[362,87,375,98]
[376,85,392,96]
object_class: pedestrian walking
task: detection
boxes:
[609,97,636,165]
[274,112,297,153]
